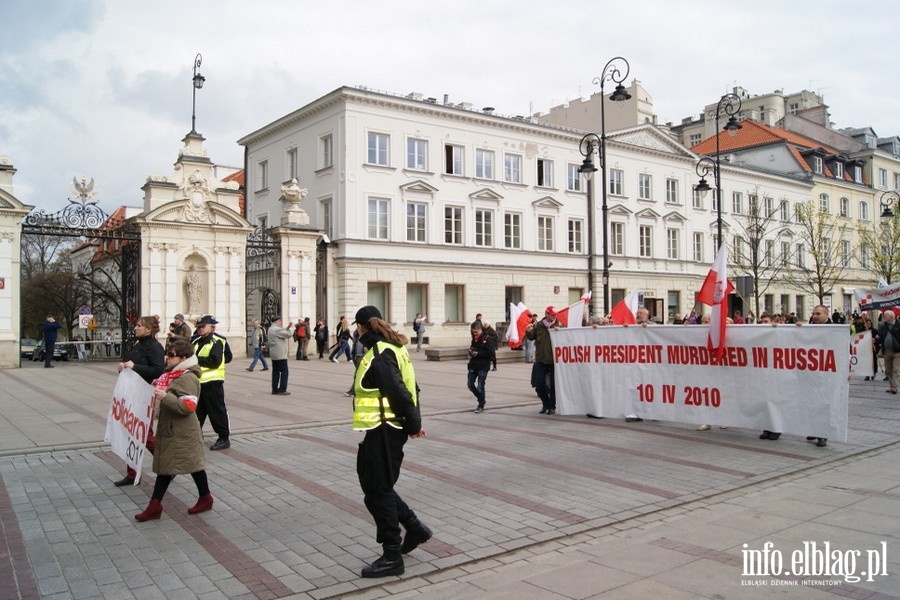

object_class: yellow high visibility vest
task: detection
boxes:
[352,341,417,430]
[193,336,226,383]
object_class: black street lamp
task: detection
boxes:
[879,190,900,218]
[694,93,743,249]
[190,53,205,134]
[582,57,631,317]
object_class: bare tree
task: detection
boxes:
[784,200,850,304]
[21,249,90,340]
[856,211,900,285]
[730,189,792,318]
[21,234,73,279]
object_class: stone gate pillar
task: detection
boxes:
[0,157,34,368]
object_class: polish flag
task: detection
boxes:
[555,291,592,328]
[697,243,735,358]
[609,290,641,325]
[505,302,531,348]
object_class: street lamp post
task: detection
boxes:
[190,53,206,134]
[579,134,601,317]
[584,57,631,317]
[694,93,743,249]
[879,190,900,218]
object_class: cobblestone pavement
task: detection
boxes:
[0,351,897,599]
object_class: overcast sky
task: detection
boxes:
[3,0,900,212]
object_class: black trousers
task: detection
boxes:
[196,380,229,440]
[271,359,288,393]
[357,426,416,548]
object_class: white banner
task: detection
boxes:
[551,325,849,441]
[849,331,874,380]
[104,369,155,483]
[855,284,900,310]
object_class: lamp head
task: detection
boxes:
[724,115,742,137]
[579,156,597,180]
[610,83,631,102]
[694,177,712,199]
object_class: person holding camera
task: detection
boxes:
[266,316,295,395]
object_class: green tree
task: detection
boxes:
[784,200,849,304]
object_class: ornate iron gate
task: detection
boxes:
[21,184,141,359]
[245,225,281,331]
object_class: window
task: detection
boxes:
[504,212,521,249]
[321,199,333,238]
[287,147,299,180]
[639,225,652,257]
[895,172,900,190]
[537,159,553,187]
[367,283,389,317]
[839,197,850,218]
[689,133,702,147]
[257,160,269,191]
[445,144,464,175]
[879,168,888,188]
[406,283,427,324]
[537,215,554,251]
[367,197,389,240]
[445,284,465,322]
[666,178,679,204]
[711,189,719,213]
[781,241,790,267]
[733,236,744,263]
[475,209,493,247]
[853,166,863,183]
[732,192,743,215]
[860,245,870,268]
[475,149,494,179]
[407,138,428,170]
[780,199,790,221]
[748,194,759,215]
[568,219,583,253]
[611,222,624,255]
[692,187,703,209]
[567,164,582,192]
[766,239,774,267]
[841,240,851,267]
[367,132,390,166]
[504,154,522,183]
[320,135,333,168]
[821,238,831,265]
[833,162,843,179]
[638,174,652,200]
[693,232,704,262]
[860,201,869,221]
[666,228,679,259]
[257,215,268,230]
[819,193,830,213]
[764,196,774,216]
[406,202,426,242]
[812,156,823,174]
[444,206,463,245]
[609,169,623,196]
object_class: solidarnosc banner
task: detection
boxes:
[551,324,849,441]
[104,369,155,483]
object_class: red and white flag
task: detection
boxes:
[697,243,735,358]
[555,291,592,328]
[609,290,641,325]
[505,302,532,348]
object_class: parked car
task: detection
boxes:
[31,339,69,362]
[20,338,38,359]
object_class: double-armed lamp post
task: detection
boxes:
[578,57,631,318]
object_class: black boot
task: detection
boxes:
[361,545,404,578]
[401,518,433,554]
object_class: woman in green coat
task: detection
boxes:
[135,339,214,521]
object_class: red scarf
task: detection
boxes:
[152,368,186,392]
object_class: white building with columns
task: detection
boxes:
[238,86,818,345]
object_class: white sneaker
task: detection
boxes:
[696,424,711,431]
[331,357,339,363]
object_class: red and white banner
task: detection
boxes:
[855,284,900,311]
[849,330,874,380]
[104,369,155,483]
[551,324,849,441]
[556,291,592,328]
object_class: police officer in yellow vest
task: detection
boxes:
[192,315,233,451]
[351,305,431,578]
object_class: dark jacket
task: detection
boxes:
[125,335,166,384]
[41,320,62,343]
[467,331,495,371]
[525,319,556,364]
[153,362,204,475]
[877,319,900,353]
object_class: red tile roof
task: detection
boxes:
[691,120,838,155]
[223,170,246,216]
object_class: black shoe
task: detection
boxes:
[401,523,432,554]
[246,368,254,371]
[491,367,497,371]
[272,391,290,395]
[586,414,604,419]
[474,406,484,413]
[806,436,817,441]
[210,439,230,451]
[539,408,548,414]
[768,432,781,440]
[625,417,643,423]
[361,554,404,578]
[45,365,55,368]
[261,368,269,371]
[759,431,771,439]
[113,476,135,487]
[547,409,556,415]
[816,438,827,447]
